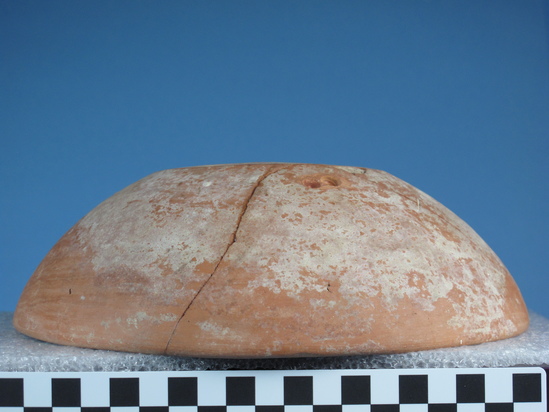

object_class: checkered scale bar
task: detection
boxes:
[0,368,546,412]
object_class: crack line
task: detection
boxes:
[163,165,282,353]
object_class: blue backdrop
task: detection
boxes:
[2,1,548,320]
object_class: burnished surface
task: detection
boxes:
[13,163,529,357]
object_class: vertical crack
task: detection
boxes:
[163,164,283,353]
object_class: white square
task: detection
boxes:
[342,405,370,412]
[139,374,168,406]
[170,407,198,412]
[313,373,341,405]
[284,406,313,412]
[514,403,546,412]
[23,374,52,407]
[484,370,512,403]
[256,374,284,406]
[370,371,398,405]
[228,406,256,412]
[53,408,81,412]
[400,405,428,412]
[81,373,110,407]
[0,408,24,412]
[457,404,484,412]
[197,374,226,406]
[428,370,456,404]
[111,407,140,412]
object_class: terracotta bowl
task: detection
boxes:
[13,163,529,357]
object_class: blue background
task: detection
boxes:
[2,1,548,320]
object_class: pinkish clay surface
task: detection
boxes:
[14,164,529,357]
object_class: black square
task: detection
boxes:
[428,404,457,412]
[82,408,110,412]
[456,374,485,403]
[399,375,428,404]
[24,408,52,412]
[110,377,140,406]
[198,407,226,412]
[52,378,81,407]
[256,407,284,412]
[486,403,513,412]
[226,376,255,405]
[513,373,542,403]
[168,377,198,406]
[284,376,313,405]
[314,406,342,412]
[371,405,399,412]
[342,375,371,405]
[0,378,24,407]
[140,408,169,412]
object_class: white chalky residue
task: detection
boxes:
[334,165,367,174]
[197,321,243,341]
[76,167,270,307]
[241,166,513,337]
[309,298,337,309]
[126,312,178,329]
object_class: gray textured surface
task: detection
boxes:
[1,311,547,372]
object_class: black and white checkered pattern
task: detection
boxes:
[0,368,545,412]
